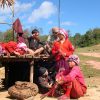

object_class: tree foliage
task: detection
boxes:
[0,28,100,48]
[71,28,100,47]
[3,29,14,42]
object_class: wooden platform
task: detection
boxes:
[0,55,50,87]
[0,54,50,62]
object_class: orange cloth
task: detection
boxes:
[4,41,17,54]
[2,41,26,55]
[52,39,74,61]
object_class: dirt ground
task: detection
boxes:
[79,53,100,58]
[79,52,100,70]
[0,52,100,100]
[0,77,100,100]
[86,60,100,70]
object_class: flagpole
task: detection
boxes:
[58,0,61,29]
[12,2,14,41]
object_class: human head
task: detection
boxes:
[57,28,68,39]
[32,29,39,36]
[39,67,48,76]
[60,28,68,38]
[68,54,80,68]
[52,27,59,36]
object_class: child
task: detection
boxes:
[56,55,87,100]
[38,67,54,92]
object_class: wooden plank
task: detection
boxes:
[0,55,50,62]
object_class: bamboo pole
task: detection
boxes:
[12,2,14,41]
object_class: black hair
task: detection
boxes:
[18,32,23,36]
[32,29,39,34]
[39,67,47,76]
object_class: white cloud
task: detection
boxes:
[48,21,53,24]
[14,1,32,14]
[0,0,33,20]
[28,1,57,23]
[61,21,76,26]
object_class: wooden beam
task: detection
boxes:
[29,60,34,83]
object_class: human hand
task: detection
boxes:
[56,76,64,84]
[56,72,65,84]
[58,49,66,57]
[48,83,53,88]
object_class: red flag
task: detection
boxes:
[13,18,23,34]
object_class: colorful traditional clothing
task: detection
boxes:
[52,39,74,71]
[56,55,87,99]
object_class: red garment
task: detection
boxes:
[3,41,26,55]
[4,41,17,54]
[52,39,74,61]
[0,42,7,49]
[13,18,23,33]
[56,66,87,98]
[62,79,87,99]
[56,66,86,88]
[62,66,86,88]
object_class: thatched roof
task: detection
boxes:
[0,0,14,7]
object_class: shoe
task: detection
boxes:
[58,94,70,100]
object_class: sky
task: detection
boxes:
[0,0,100,36]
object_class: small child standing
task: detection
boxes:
[56,55,87,100]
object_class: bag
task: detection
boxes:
[8,81,39,100]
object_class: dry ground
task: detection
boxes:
[79,52,100,70]
[79,53,100,58]
[0,77,100,100]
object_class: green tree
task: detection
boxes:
[0,31,4,41]
[73,33,81,47]
[3,29,14,42]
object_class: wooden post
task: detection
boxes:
[5,65,9,88]
[29,60,34,83]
